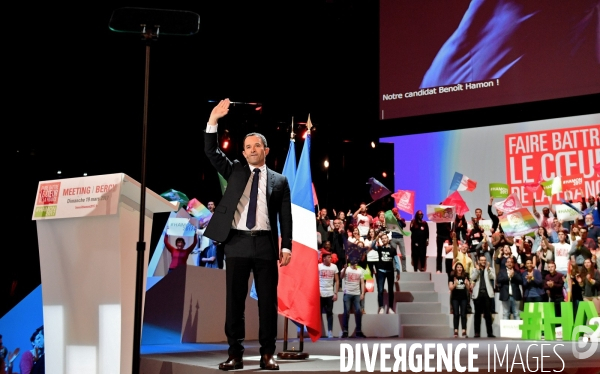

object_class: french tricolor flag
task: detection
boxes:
[277,128,322,342]
[449,172,477,192]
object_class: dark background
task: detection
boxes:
[2,0,598,316]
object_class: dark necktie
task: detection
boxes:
[246,168,260,229]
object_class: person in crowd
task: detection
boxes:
[545,261,566,316]
[497,257,522,320]
[164,233,198,273]
[436,217,453,274]
[570,232,593,267]
[353,203,372,238]
[532,200,555,235]
[454,213,468,242]
[475,232,494,266]
[496,244,519,273]
[451,232,474,275]
[372,211,386,233]
[449,262,470,338]
[467,218,484,264]
[364,229,379,277]
[318,251,339,339]
[552,231,571,275]
[491,231,514,255]
[347,227,362,245]
[474,207,484,223]
[471,255,496,338]
[329,219,347,274]
[410,210,429,272]
[316,208,330,246]
[332,208,351,227]
[517,239,536,271]
[522,258,545,302]
[532,227,549,254]
[340,259,367,338]
[389,208,408,273]
[372,232,401,314]
[549,218,563,243]
[584,213,600,244]
[20,327,44,374]
[488,197,504,233]
[576,258,600,313]
[199,238,219,268]
[568,259,584,317]
[537,236,554,280]
[0,335,6,365]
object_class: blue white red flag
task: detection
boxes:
[449,172,477,192]
[277,132,321,342]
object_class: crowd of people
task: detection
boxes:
[316,194,600,338]
[0,326,44,374]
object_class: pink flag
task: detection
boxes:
[523,173,542,193]
[494,193,523,213]
[594,162,600,177]
[392,189,415,215]
[311,183,319,206]
[442,191,469,216]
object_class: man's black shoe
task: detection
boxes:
[341,332,349,338]
[219,356,243,371]
[260,354,279,370]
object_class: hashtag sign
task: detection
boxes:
[520,303,543,340]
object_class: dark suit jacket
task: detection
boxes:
[203,131,292,258]
[497,269,523,301]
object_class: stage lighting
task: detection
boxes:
[382,171,387,178]
[371,141,376,148]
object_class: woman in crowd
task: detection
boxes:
[163,233,198,273]
[522,258,545,302]
[448,262,470,338]
[537,236,554,279]
[20,327,43,374]
[454,213,468,242]
[410,210,429,272]
[569,259,584,317]
[532,227,550,254]
[347,228,360,244]
[517,239,536,271]
[577,258,600,313]
[372,232,401,314]
[372,211,387,234]
[364,228,379,277]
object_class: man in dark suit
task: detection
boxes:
[204,99,292,371]
[497,257,522,321]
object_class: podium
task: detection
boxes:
[32,173,177,374]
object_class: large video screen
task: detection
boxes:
[380,114,600,217]
[379,0,600,120]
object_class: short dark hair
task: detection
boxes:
[479,254,487,260]
[244,132,268,148]
[175,238,185,245]
[546,260,555,265]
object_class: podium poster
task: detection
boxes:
[32,173,123,220]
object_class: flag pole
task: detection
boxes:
[277,114,311,361]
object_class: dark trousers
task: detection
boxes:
[217,243,225,269]
[321,296,334,332]
[224,235,278,357]
[376,270,395,310]
[445,258,453,276]
[473,295,493,336]
[412,242,427,271]
[436,237,446,272]
[452,299,468,330]
[343,294,362,332]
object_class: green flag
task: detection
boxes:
[160,189,189,206]
[218,173,228,196]
[385,210,411,236]
[489,183,509,198]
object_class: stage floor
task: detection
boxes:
[140,337,600,373]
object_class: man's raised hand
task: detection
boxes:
[208,98,231,126]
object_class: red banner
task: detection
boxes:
[392,189,415,215]
[504,125,600,205]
